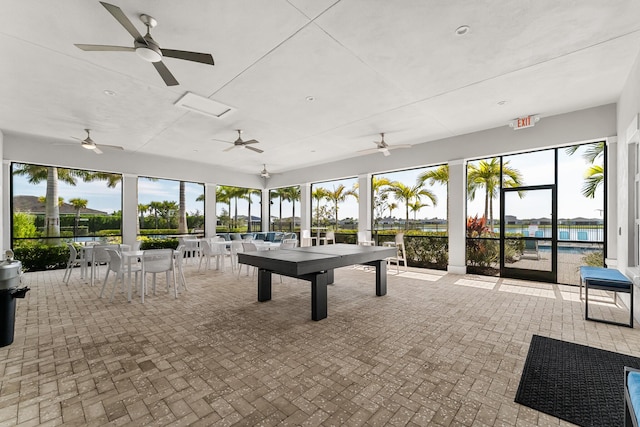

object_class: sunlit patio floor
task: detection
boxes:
[1,261,639,426]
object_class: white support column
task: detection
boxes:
[121,174,138,248]
[261,189,270,232]
[606,136,618,267]
[300,183,311,231]
[448,159,467,274]
[357,174,372,240]
[204,183,217,238]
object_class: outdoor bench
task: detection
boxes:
[579,266,634,328]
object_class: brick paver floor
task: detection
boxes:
[1,261,638,426]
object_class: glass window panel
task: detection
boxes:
[269,186,301,232]
[138,177,204,236]
[214,185,260,233]
[502,150,554,187]
[311,178,358,232]
[12,162,122,246]
[557,142,604,244]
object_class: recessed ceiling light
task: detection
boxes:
[306,96,315,102]
[455,25,470,36]
[103,90,116,96]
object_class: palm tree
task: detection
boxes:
[178,181,188,234]
[467,158,523,227]
[138,203,150,231]
[228,187,247,229]
[13,164,90,245]
[388,202,398,219]
[409,200,426,221]
[148,201,163,229]
[312,187,329,228]
[566,142,605,199]
[386,182,437,229]
[582,165,604,198]
[325,184,358,229]
[244,188,261,232]
[280,186,301,231]
[418,164,449,223]
[68,198,88,236]
[270,188,287,231]
[216,186,232,229]
[160,201,178,228]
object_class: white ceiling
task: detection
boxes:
[1,0,639,178]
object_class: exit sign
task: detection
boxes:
[510,115,540,130]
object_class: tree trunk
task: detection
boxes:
[45,167,61,245]
[178,181,188,233]
[484,188,489,221]
[405,204,409,230]
[291,203,296,232]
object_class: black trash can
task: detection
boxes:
[0,253,29,347]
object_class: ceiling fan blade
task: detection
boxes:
[161,49,214,65]
[223,145,237,152]
[93,146,103,154]
[358,148,380,155]
[100,2,145,42]
[387,144,412,150]
[152,61,179,86]
[246,146,264,154]
[97,144,124,151]
[75,44,135,52]
[382,149,391,156]
[243,139,259,145]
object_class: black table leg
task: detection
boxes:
[258,269,272,302]
[311,272,328,321]
[375,260,387,296]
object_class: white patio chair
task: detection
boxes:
[141,249,177,302]
[318,231,335,245]
[175,244,188,291]
[100,248,141,302]
[90,244,119,286]
[199,240,226,271]
[383,232,408,273]
[63,243,85,284]
[230,240,244,272]
[238,242,258,277]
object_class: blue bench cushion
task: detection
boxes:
[629,372,640,423]
[580,266,632,289]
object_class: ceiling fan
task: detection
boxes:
[358,133,411,156]
[221,130,263,153]
[260,164,271,178]
[74,2,215,86]
[71,129,124,154]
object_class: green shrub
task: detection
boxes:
[140,238,179,250]
[583,250,604,267]
[13,212,39,238]
[13,243,69,272]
